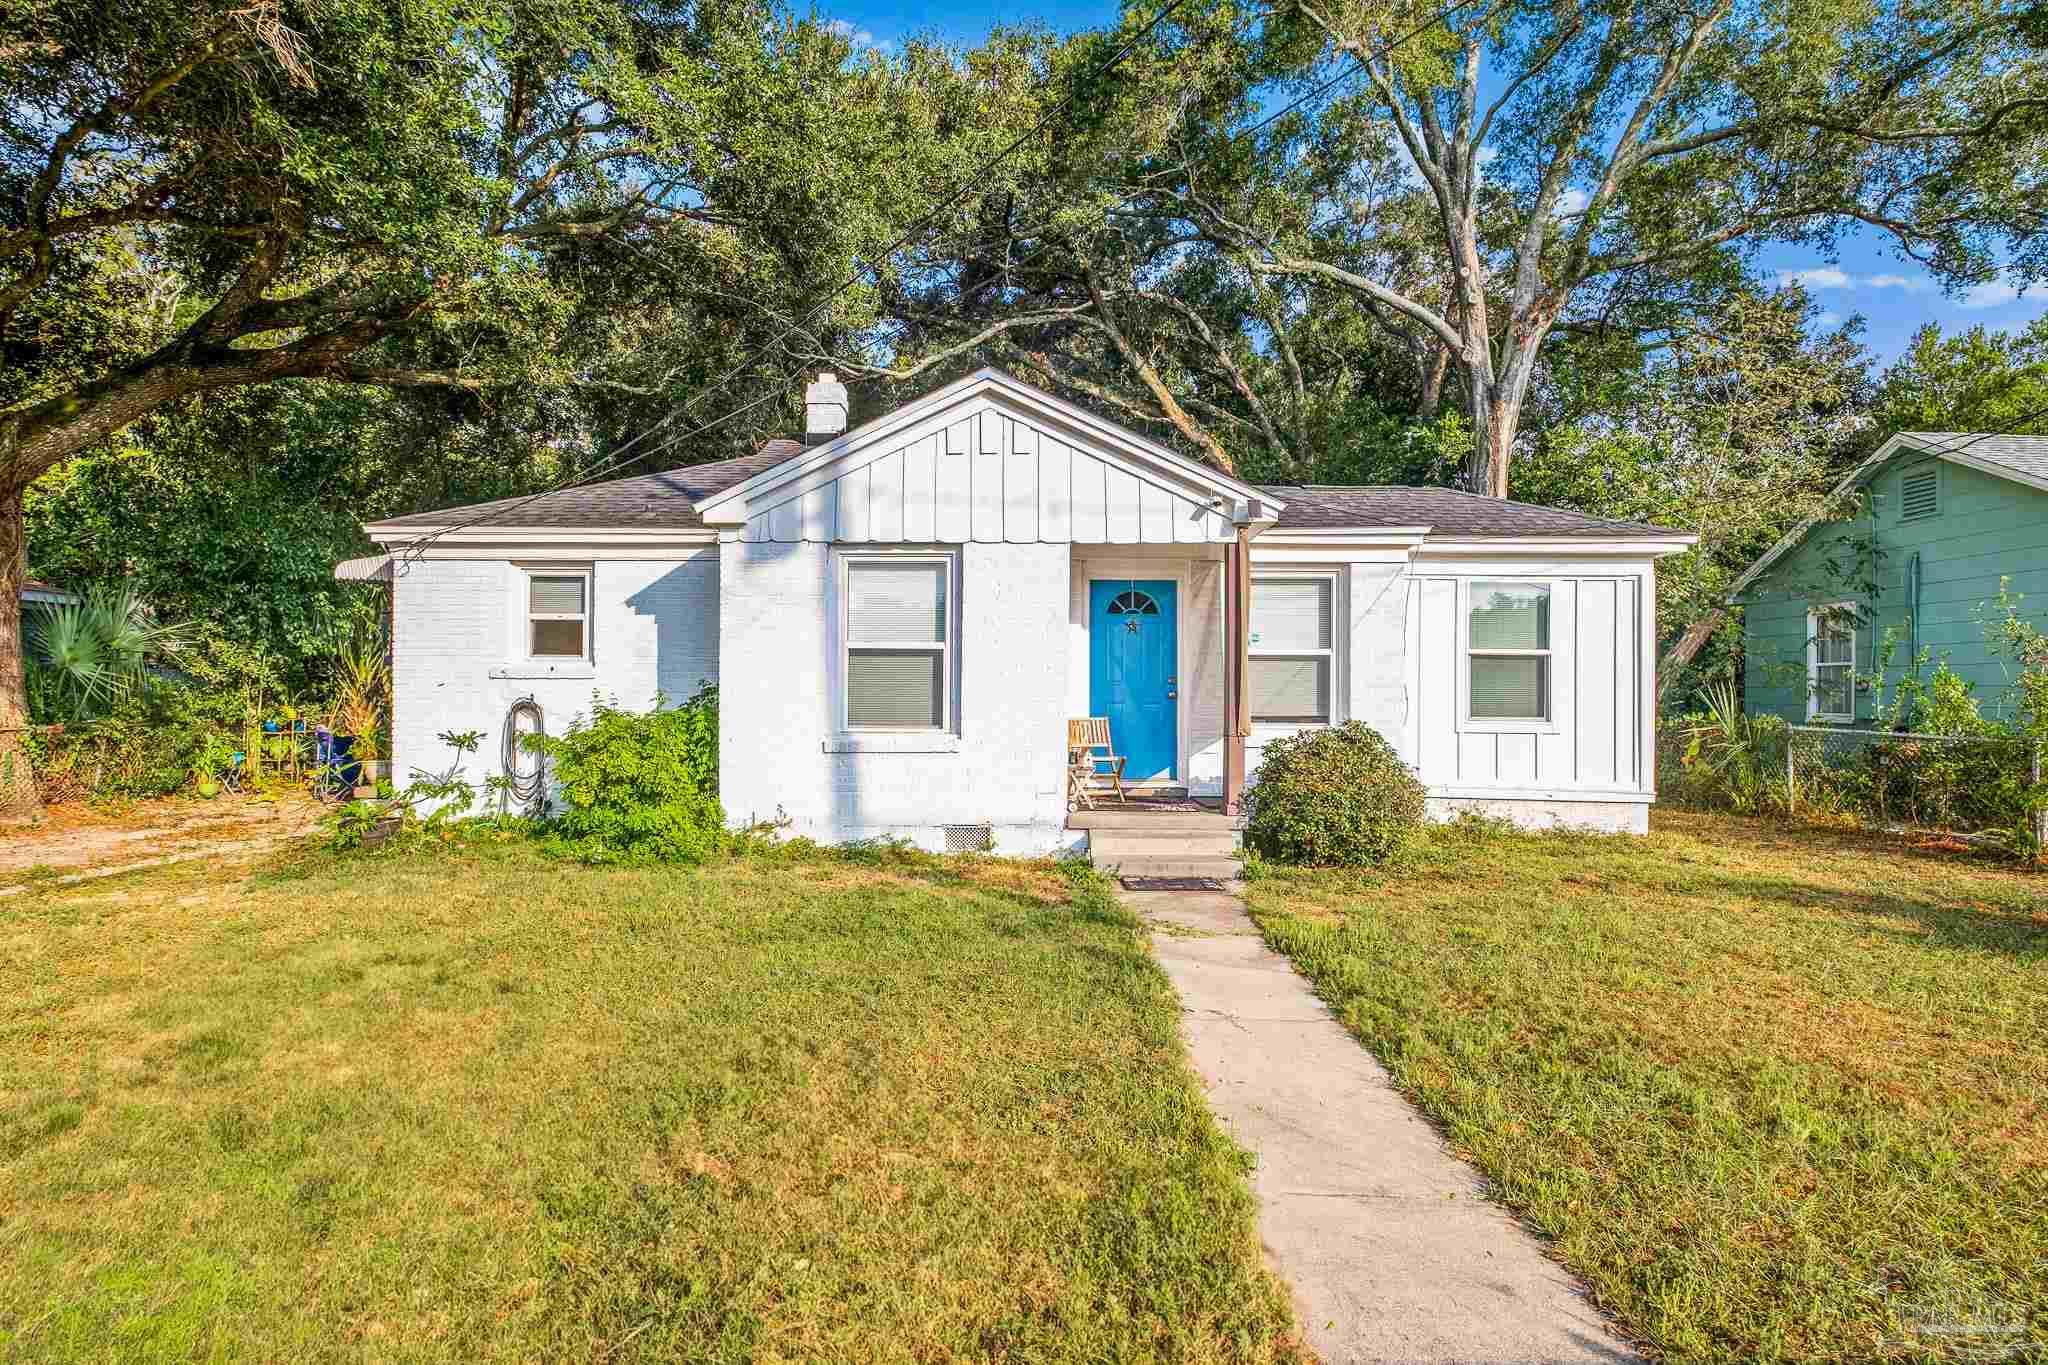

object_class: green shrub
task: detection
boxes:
[1241,721,1426,866]
[26,676,247,801]
[530,686,726,864]
[1661,682,1790,815]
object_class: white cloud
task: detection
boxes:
[1473,145,1498,166]
[1774,266,1936,294]
[1961,278,2037,309]
[1552,188,1589,218]
[824,18,888,50]
[1777,266,1852,290]
[1815,311,1842,328]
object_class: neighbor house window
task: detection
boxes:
[844,558,951,730]
[526,568,591,659]
[1807,604,1856,722]
[1467,581,1550,721]
[1249,576,1334,724]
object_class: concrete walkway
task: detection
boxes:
[1129,886,1641,1365]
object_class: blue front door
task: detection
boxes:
[1089,579,1178,783]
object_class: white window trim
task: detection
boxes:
[1248,571,1340,727]
[1458,576,1560,733]
[520,563,593,664]
[1806,601,1857,723]
[837,549,958,735]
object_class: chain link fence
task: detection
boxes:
[1785,725,2045,840]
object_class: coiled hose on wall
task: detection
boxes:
[501,697,547,816]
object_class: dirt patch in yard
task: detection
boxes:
[0,795,324,885]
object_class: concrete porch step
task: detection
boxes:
[1086,829,1240,859]
[1067,808,1239,833]
[1090,853,1242,880]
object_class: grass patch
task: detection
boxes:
[1243,810,2048,1362]
[0,837,1302,1362]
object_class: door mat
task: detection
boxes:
[1120,877,1228,892]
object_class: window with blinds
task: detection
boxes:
[845,559,950,729]
[526,569,590,658]
[1808,606,1855,721]
[1467,581,1550,721]
[1249,577,1333,724]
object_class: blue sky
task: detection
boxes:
[817,1,2047,367]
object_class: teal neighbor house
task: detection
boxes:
[1732,432,2048,726]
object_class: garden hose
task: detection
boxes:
[501,697,547,817]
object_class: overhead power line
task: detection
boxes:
[399,0,1485,555]
[400,0,1204,556]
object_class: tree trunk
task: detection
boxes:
[0,482,39,820]
[1465,373,1517,498]
[1416,345,1449,419]
[1657,606,1727,703]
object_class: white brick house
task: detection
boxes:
[361,368,1694,850]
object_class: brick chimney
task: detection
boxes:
[805,372,848,442]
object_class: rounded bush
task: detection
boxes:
[1241,721,1426,866]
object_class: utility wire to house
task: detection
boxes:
[396,0,1204,559]
[394,0,1488,560]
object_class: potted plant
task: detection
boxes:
[351,729,389,796]
[190,733,235,799]
[330,625,391,795]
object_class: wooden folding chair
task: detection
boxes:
[1066,716,1127,808]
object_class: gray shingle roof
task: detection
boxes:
[1260,485,1681,538]
[373,440,806,530]
[372,448,1681,541]
[1896,431,2048,485]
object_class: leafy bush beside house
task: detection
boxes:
[528,685,726,864]
[1242,722,1426,867]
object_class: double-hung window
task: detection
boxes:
[1807,604,1856,722]
[1249,576,1335,725]
[1467,581,1551,722]
[844,558,951,730]
[525,567,591,660]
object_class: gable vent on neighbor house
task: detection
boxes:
[1900,467,1938,520]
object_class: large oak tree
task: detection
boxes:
[1184,0,2047,495]
[0,0,948,811]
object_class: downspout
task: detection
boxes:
[1906,552,1921,667]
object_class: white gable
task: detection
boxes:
[694,370,1271,546]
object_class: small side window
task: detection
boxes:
[527,569,590,659]
[1807,605,1856,722]
[1467,581,1551,722]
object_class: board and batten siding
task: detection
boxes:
[1407,572,1646,793]
[741,408,1236,546]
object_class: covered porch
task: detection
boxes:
[1062,525,1265,818]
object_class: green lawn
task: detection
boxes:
[1244,810,2048,1363]
[1,836,1304,1362]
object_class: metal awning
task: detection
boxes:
[333,554,395,583]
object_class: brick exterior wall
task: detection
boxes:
[719,539,1074,854]
[390,552,718,806]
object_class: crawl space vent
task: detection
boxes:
[1900,467,1938,520]
[943,823,994,853]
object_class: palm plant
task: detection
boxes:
[26,587,183,719]
[330,623,391,755]
[1677,681,1787,814]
